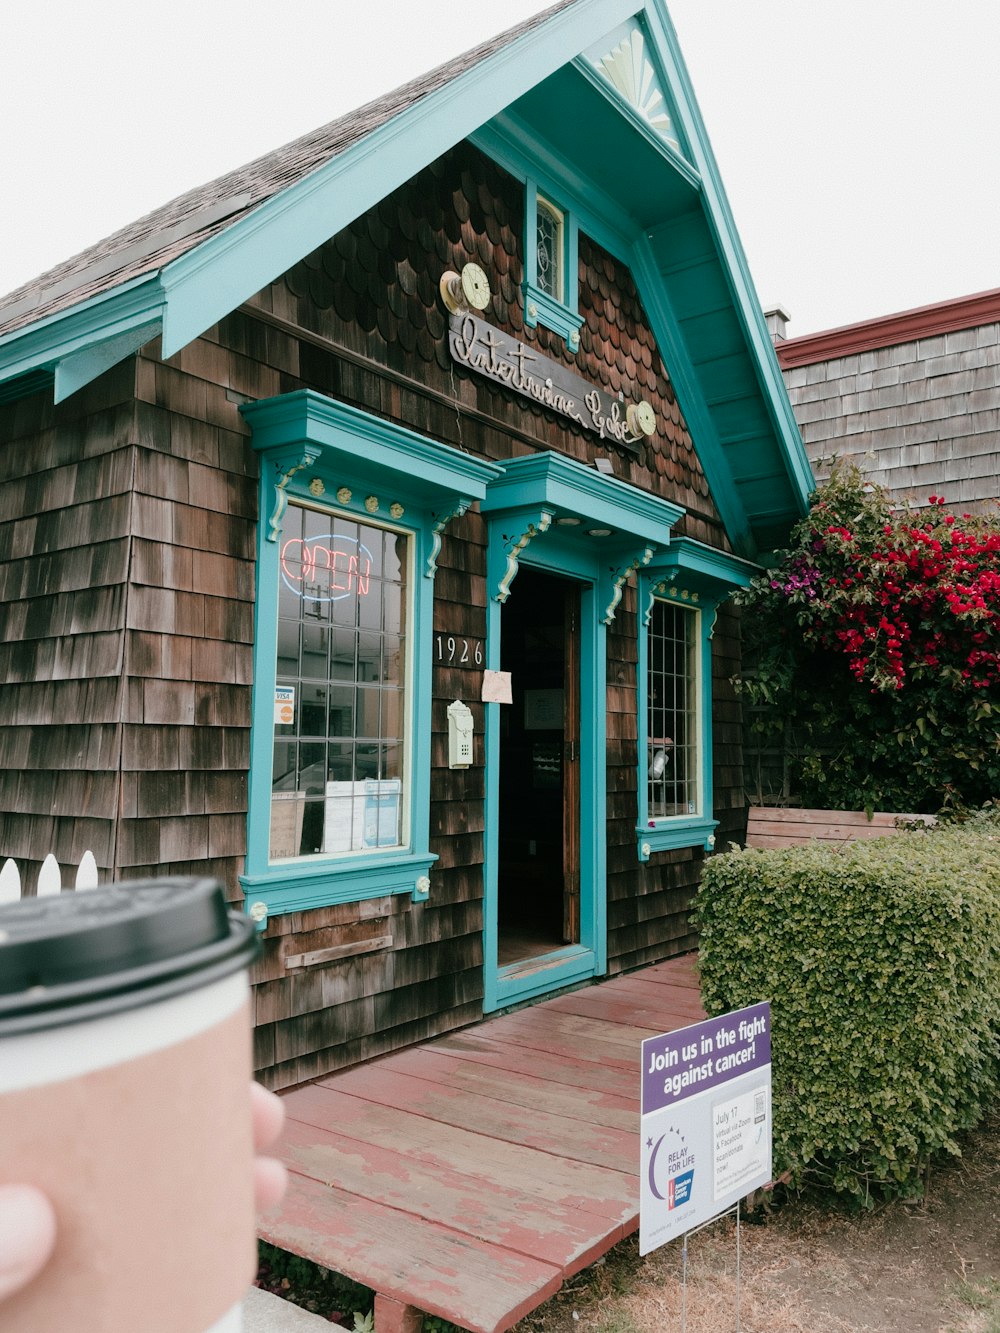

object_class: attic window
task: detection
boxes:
[522,180,583,353]
[535,197,564,303]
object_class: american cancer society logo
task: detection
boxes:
[648,1125,696,1212]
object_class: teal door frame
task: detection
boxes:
[478,452,684,1012]
[483,524,608,1011]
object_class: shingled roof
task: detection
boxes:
[0,0,573,339]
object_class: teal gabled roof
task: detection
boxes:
[0,0,811,559]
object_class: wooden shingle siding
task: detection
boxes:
[122,363,257,899]
[0,382,136,890]
[782,319,1000,512]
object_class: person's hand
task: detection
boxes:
[0,1082,288,1304]
[251,1080,288,1211]
[0,1185,56,1302]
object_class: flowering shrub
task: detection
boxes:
[739,465,1000,812]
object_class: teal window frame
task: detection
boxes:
[636,538,758,861]
[523,177,584,353]
[239,390,501,920]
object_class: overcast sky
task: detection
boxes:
[3,1,998,336]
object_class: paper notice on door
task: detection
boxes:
[482,670,513,704]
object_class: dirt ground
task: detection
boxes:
[513,1110,1000,1333]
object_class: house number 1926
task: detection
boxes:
[435,635,483,666]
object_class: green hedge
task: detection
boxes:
[694,823,1000,1204]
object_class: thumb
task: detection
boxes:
[0,1185,57,1302]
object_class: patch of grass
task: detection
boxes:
[951,1275,1000,1330]
[592,1311,640,1333]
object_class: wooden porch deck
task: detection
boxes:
[263,953,704,1333]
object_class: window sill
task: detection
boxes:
[637,817,718,860]
[523,282,583,351]
[240,850,438,921]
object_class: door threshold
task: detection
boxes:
[492,945,597,1009]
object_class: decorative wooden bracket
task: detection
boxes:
[426,499,470,579]
[601,545,654,625]
[643,578,706,627]
[267,447,321,542]
[494,510,553,602]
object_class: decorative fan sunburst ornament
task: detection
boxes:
[598,28,679,150]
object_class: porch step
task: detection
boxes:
[243,1286,331,1330]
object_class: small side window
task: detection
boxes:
[523,181,583,351]
[535,197,565,304]
[647,599,700,820]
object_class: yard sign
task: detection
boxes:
[640,1002,772,1255]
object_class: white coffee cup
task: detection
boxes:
[0,877,259,1332]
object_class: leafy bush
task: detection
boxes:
[738,464,1000,812]
[694,824,1000,1204]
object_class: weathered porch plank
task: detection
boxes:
[279,1117,624,1275]
[262,1172,565,1333]
[428,1029,643,1098]
[283,1084,636,1224]
[314,1064,637,1173]
[384,1046,639,1128]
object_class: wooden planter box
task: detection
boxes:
[746,806,934,851]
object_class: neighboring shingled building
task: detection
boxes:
[771,291,1000,513]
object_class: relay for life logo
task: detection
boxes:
[647,1123,695,1211]
[639,1003,772,1255]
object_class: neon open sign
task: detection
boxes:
[280,536,373,602]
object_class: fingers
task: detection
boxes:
[250,1082,288,1212]
[0,1185,57,1302]
[253,1156,289,1213]
[250,1081,285,1153]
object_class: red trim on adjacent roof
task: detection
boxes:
[776,287,1000,368]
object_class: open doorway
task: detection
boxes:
[497,566,580,967]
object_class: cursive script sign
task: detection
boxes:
[448,314,644,453]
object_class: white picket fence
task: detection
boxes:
[0,851,99,902]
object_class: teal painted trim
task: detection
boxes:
[523,175,539,288]
[242,390,503,501]
[570,55,701,192]
[494,947,598,1008]
[242,396,462,918]
[471,117,639,262]
[644,0,812,516]
[636,583,720,863]
[521,177,583,351]
[240,852,438,917]
[630,238,756,558]
[481,450,683,546]
[0,273,164,395]
[482,537,504,1013]
[645,535,759,599]
[482,517,607,1011]
[157,0,642,358]
[54,319,160,403]
[637,816,718,859]
[523,281,584,350]
[0,368,53,405]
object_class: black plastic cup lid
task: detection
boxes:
[0,877,258,1035]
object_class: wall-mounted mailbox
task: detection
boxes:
[447,699,474,769]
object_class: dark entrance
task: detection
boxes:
[497,566,580,966]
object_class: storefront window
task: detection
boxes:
[270,502,409,861]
